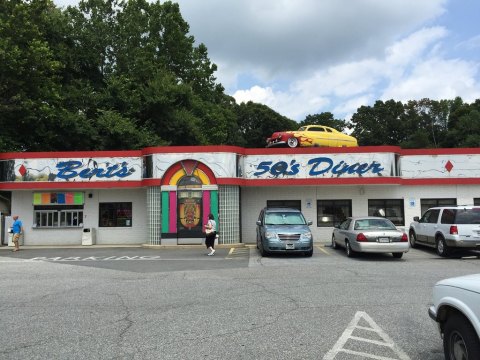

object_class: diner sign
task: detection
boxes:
[244,153,396,179]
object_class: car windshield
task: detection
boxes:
[354,219,396,230]
[297,127,306,131]
[265,212,306,225]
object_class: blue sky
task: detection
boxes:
[55,0,480,121]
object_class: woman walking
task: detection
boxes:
[204,213,216,256]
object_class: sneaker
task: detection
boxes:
[211,249,215,256]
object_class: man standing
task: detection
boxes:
[12,215,24,252]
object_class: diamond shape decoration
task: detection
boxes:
[445,160,453,173]
[19,164,27,176]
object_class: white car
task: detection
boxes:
[429,273,480,359]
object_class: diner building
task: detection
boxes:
[1,145,480,246]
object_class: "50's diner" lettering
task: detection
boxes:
[253,157,384,178]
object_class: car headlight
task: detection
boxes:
[301,232,312,240]
[265,231,278,240]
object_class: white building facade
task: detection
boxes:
[1,146,479,246]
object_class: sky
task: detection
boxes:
[54,0,480,121]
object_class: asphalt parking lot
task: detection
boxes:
[1,244,479,360]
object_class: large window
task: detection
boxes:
[368,199,404,226]
[34,206,84,228]
[420,198,456,217]
[317,200,351,227]
[33,192,84,228]
[266,200,301,211]
[99,202,132,227]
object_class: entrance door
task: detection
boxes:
[177,189,203,244]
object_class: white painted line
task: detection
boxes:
[323,311,410,360]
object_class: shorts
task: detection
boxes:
[13,233,20,242]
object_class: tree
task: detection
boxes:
[299,112,348,131]
[350,100,405,146]
[235,101,297,148]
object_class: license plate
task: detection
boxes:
[378,237,390,243]
[286,243,295,250]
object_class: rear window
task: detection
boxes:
[354,218,396,230]
[441,208,480,224]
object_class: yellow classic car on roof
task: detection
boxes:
[266,125,358,148]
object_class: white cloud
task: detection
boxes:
[52,0,480,121]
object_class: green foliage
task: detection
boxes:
[0,0,478,152]
[235,101,297,148]
[299,113,347,132]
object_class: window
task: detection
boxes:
[368,199,404,226]
[317,200,352,227]
[34,206,84,228]
[420,198,456,217]
[99,202,132,227]
[474,198,480,206]
[420,209,440,224]
[266,200,301,211]
[33,191,84,228]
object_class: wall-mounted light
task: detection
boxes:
[88,193,93,198]
[359,187,365,195]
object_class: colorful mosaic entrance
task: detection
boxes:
[160,160,218,243]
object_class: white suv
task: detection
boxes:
[429,273,480,359]
[409,206,480,257]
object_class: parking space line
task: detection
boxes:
[323,311,410,360]
[316,246,330,255]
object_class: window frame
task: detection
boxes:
[368,199,405,226]
[317,199,352,227]
[420,198,456,217]
[99,202,133,228]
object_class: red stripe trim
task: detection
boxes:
[0,150,142,160]
[141,179,162,186]
[401,178,480,185]
[0,181,143,190]
[142,145,245,155]
[400,148,480,155]
[244,146,401,155]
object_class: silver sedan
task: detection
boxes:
[332,216,410,258]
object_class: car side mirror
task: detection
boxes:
[413,216,420,222]
[256,220,261,226]
[307,220,313,226]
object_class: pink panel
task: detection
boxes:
[202,191,211,226]
[169,192,177,232]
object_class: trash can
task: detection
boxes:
[81,228,96,245]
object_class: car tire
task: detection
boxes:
[443,313,480,360]
[392,252,403,259]
[331,235,338,249]
[287,137,299,148]
[436,236,451,257]
[409,231,417,248]
[304,249,313,257]
[345,241,355,258]
[259,241,269,257]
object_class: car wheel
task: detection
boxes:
[304,249,313,257]
[345,241,355,258]
[409,231,417,248]
[287,137,299,148]
[259,241,269,257]
[392,252,403,259]
[436,236,451,257]
[443,313,480,360]
[331,235,338,249]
